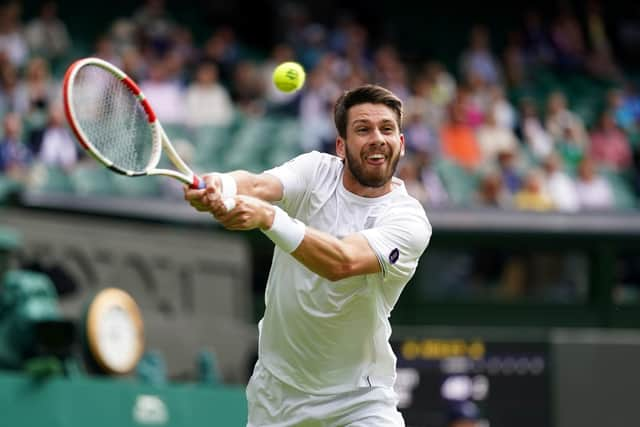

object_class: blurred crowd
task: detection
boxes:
[1,0,640,212]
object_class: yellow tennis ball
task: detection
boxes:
[272,61,306,93]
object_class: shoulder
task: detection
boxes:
[298,150,341,165]
[377,181,431,240]
[287,151,343,176]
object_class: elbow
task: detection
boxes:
[323,244,364,281]
[324,261,357,282]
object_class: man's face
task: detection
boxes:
[337,103,404,189]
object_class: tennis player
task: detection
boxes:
[184,84,431,426]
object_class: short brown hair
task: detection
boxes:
[333,84,403,138]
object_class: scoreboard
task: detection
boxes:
[391,334,550,427]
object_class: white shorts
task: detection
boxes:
[246,362,405,427]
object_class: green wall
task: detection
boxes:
[0,371,247,426]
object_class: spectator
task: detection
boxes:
[298,22,328,70]
[24,1,70,63]
[476,168,511,208]
[440,100,482,171]
[230,59,266,117]
[200,26,241,86]
[108,18,138,55]
[92,33,121,67]
[496,149,523,196]
[119,46,147,82]
[36,104,78,171]
[0,62,27,115]
[404,108,439,156]
[514,168,554,211]
[457,86,484,130]
[459,25,502,85]
[605,87,637,133]
[488,84,516,130]
[373,44,410,100]
[519,98,554,161]
[415,150,449,207]
[397,156,428,205]
[556,125,587,173]
[185,61,234,128]
[0,112,31,182]
[542,152,580,212]
[503,29,529,88]
[545,91,588,145]
[423,60,456,109]
[338,21,373,80]
[0,1,28,68]
[139,57,185,125]
[170,25,199,70]
[405,73,446,130]
[15,57,59,153]
[476,107,519,166]
[132,0,176,57]
[589,109,632,171]
[575,156,615,210]
[299,64,340,152]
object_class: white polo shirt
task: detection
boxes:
[260,151,431,395]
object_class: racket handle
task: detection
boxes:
[191,175,207,190]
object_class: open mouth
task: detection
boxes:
[365,153,386,165]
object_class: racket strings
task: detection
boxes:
[71,66,155,173]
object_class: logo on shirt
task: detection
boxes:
[364,216,376,229]
[389,248,399,264]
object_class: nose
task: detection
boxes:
[370,128,387,145]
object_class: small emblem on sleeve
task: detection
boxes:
[389,248,399,264]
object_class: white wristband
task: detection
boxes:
[212,173,237,211]
[261,206,306,253]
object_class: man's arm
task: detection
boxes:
[227,171,283,202]
[212,195,381,282]
[184,171,283,213]
[292,228,381,282]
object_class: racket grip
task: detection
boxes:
[191,176,207,189]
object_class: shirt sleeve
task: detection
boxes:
[263,151,323,214]
[359,203,431,285]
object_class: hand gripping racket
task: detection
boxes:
[62,57,235,210]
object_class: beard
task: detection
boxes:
[344,143,401,188]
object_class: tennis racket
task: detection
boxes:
[62,57,235,209]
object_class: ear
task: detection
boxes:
[335,137,345,159]
[399,133,405,157]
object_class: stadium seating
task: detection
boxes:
[28,165,73,194]
[192,125,233,171]
[110,173,161,198]
[600,168,637,210]
[436,158,479,206]
[69,164,115,196]
[223,117,280,173]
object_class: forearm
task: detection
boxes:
[292,229,374,282]
[227,170,282,202]
[262,206,380,282]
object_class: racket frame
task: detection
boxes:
[63,57,204,188]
